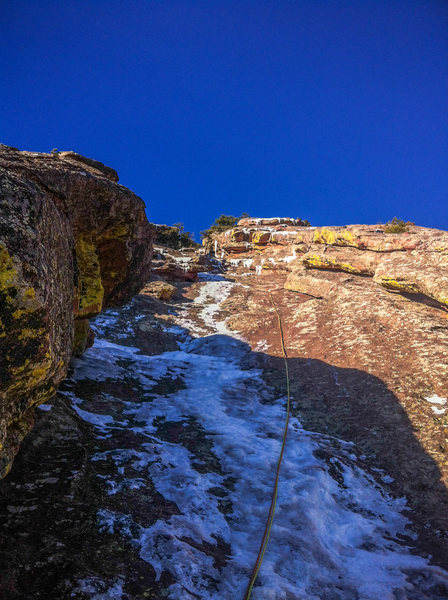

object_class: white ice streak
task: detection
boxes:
[255,259,265,276]
[194,273,235,336]
[283,249,297,263]
[425,395,447,405]
[69,279,448,600]
[105,350,441,599]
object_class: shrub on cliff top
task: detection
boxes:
[200,213,249,240]
[383,217,413,234]
[156,223,199,249]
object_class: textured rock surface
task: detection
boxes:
[143,281,177,301]
[209,218,448,563]
[0,145,153,476]
[210,220,448,307]
[152,245,210,281]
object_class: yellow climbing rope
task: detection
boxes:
[243,294,291,600]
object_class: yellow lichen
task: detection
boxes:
[0,245,39,312]
[230,229,239,242]
[75,234,104,317]
[303,253,363,274]
[378,277,420,294]
[252,231,270,244]
[313,228,357,247]
[313,228,335,245]
[434,292,448,306]
[0,244,18,302]
[17,327,45,341]
[12,308,31,320]
[9,353,52,389]
[30,366,50,381]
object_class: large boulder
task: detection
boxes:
[0,145,153,476]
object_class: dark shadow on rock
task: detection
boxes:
[0,293,447,598]
[253,351,448,570]
[184,334,252,359]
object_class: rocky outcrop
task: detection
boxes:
[143,280,177,300]
[0,145,153,476]
[210,220,448,308]
[152,245,210,281]
[1,225,448,592]
[209,218,448,558]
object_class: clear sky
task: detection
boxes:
[1,1,447,237]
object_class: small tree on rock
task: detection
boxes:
[200,213,249,240]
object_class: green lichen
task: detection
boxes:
[75,234,104,317]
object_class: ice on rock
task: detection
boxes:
[67,277,448,599]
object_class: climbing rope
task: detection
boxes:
[243,294,291,600]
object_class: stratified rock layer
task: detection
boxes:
[210,219,448,307]
[0,145,153,476]
[152,245,210,281]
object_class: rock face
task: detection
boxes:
[152,245,210,281]
[0,145,153,476]
[209,217,448,561]
[210,219,448,308]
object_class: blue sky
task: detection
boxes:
[1,1,447,237]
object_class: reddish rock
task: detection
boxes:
[250,230,271,244]
[208,217,448,564]
[0,145,153,476]
[152,246,210,281]
[302,247,380,276]
[374,251,448,305]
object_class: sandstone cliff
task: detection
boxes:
[209,217,448,559]
[0,145,153,477]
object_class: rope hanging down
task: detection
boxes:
[243,294,291,600]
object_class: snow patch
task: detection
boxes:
[65,279,448,599]
[425,394,447,415]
